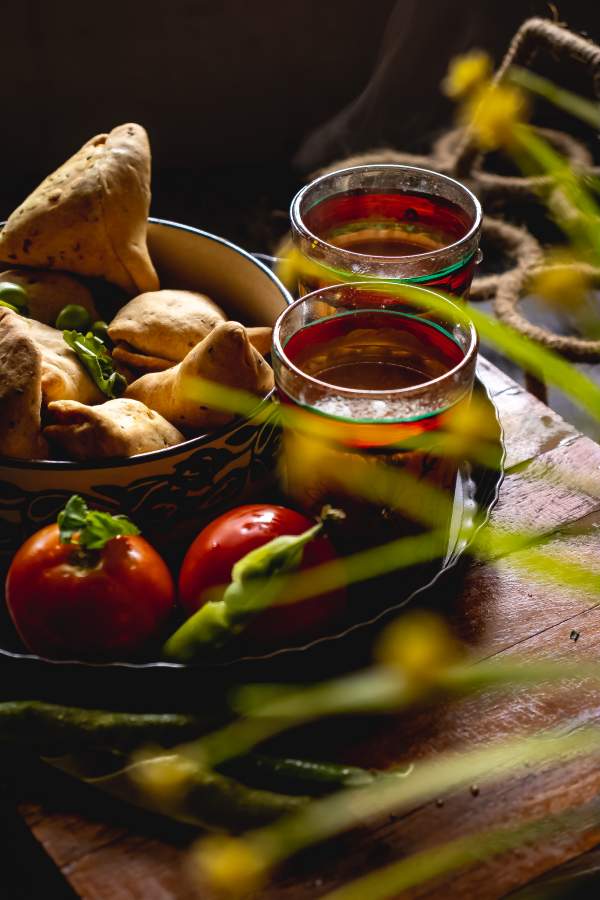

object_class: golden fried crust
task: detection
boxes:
[112,326,273,374]
[0,124,158,294]
[125,321,274,432]
[112,342,174,373]
[108,289,226,362]
[45,398,184,459]
[25,318,103,405]
[0,309,48,458]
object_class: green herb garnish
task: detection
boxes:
[58,495,140,550]
[63,330,126,398]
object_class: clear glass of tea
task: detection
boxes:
[289,164,482,298]
[272,282,478,557]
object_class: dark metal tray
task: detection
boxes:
[0,378,504,710]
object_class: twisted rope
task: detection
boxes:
[313,18,600,360]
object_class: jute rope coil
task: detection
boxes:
[469,217,544,303]
[494,262,600,361]
[313,18,600,360]
[452,17,600,179]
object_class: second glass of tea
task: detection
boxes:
[289,164,482,298]
[272,282,478,557]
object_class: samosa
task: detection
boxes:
[125,321,274,431]
[0,124,158,295]
[0,309,48,458]
[25,318,103,405]
[109,288,273,372]
[109,289,226,370]
[45,398,184,460]
[0,268,99,326]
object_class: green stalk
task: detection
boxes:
[243,726,600,872]
[512,123,600,260]
[507,66,600,130]
[189,284,600,428]
[319,802,595,900]
[176,657,600,774]
[183,669,410,769]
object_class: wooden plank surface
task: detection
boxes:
[18,360,600,899]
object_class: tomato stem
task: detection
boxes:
[69,547,100,569]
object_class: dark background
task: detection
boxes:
[1,0,599,250]
[2,4,600,896]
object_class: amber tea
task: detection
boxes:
[273,285,478,553]
[290,165,482,299]
[281,308,465,449]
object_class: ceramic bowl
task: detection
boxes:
[0,218,291,565]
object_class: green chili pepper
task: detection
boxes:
[0,281,28,310]
[91,320,110,344]
[221,754,378,795]
[50,751,307,830]
[0,701,209,753]
[0,299,20,314]
[162,521,325,662]
[55,304,92,331]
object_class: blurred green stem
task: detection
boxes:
[319,801,597,900]
[245,726,600,871]
[507,66,600,130]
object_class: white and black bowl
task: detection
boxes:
[0,219,292,565]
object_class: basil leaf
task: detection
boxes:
[58,495,88,544]
[78,511,140,550]
[57,494,140,550]
[63,330,126,399]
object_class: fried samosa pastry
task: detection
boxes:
[108,289,273,372]
[0,268,99,326]
[108,289,226,362]
[0,124,158,295]
[0,309,48,458]
[125,321,274,431]
[25,318,103,405]
[44,398,184,459]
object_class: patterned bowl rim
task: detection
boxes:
[0,218,293,470]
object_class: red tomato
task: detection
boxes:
[179,504,346,646]
[6,525,175,660]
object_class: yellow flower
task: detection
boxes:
[444,391,501,455]
[375,611,463,684]
[531,262,590,308]
[129,748,197,804]
[274,243,302,292]
[190,835,267,899]
[463,83,528,151]
[442,50,493,99]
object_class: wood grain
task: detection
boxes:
[18,359,600,900]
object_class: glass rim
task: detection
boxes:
[272,281,479,401]
[290,163,483,266]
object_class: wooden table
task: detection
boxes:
[14,358,600,899]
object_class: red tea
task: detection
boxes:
[280,309,466,450]
[300,189,476,296]
[278,310,470,551]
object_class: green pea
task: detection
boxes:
[0,281,29,310]
[55,304,92,332]
[0,298,19,313]
[91,320,110,344]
